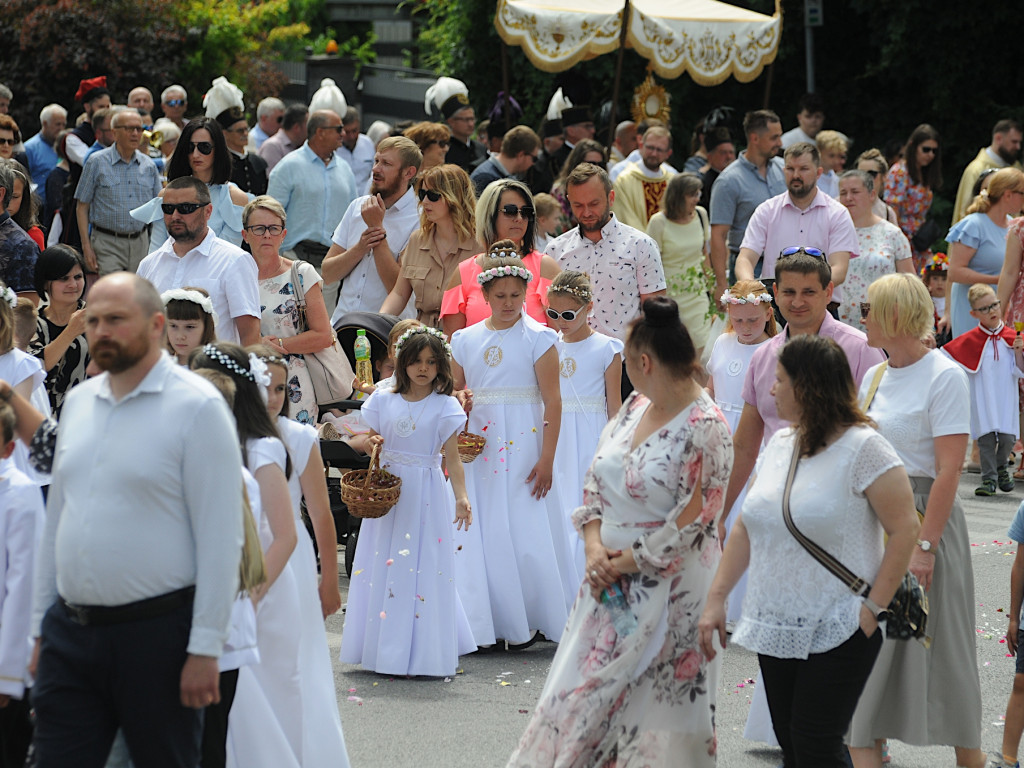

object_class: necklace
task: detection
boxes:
[483,320,515,367]
[394,393,432,438]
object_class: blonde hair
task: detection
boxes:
[414,164,477,243]
[12,297,37,351]
[192,368,237,408]
[866,273,934,339]
[388,319,424,356]
[377,135,422,172]
[547,270,593,306]
[242,195,286,227]
[966,167,1024,216]
[723,279,778,337]
[532,192,559,219]
[967,283,996,308]
[815,130,848,154]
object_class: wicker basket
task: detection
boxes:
[455,418,487,463]
[341,446,402,519]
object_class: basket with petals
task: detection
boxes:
[341,446,402,518]
[440,417,487,463]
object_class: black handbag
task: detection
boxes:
[911,218,941,252]
[782,440,930,646]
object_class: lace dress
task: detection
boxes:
[507,391,733,767]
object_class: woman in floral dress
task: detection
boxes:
[508,297,733,768]
[884,124,942,273]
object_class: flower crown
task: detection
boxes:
[394,326,453,359]
[477,264,534,286]
[162,289,219,327]
[721,289,773,305]
[549,284,592,301]
[0,286,16,310]
[201,344,272,389]
[920,251,949,278]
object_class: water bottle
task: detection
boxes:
[601,582,637,637]
[354,329,373,393]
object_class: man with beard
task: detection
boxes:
[29,272,243,768]
[952,119,1023,223]
[136,176,260,344]
[323,136,422,322]
[735,142,858,316]
[612,126,678,231]
[708,109,785,306]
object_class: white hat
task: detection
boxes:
[546,88,572,121]
[425,77,471,120]
[309,78,347,117]
[203,76,245,128]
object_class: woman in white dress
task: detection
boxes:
[451,245,576,648]
[700,334,920,768]
[545,270,622,581]
[341,327,477,675]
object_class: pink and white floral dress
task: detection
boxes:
[507,391,733,768]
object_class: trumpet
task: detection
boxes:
[142,129,163,150]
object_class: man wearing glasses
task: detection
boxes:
[160,84,189,131]
[426,77,487,174]
[137,176,260,345]
[74,109,162,275]
[204,77,268,196]
[735,142,858,316]
[612,126,678,231]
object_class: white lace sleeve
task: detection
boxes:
[851,429,903,495]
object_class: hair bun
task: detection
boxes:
[641,297,679,327]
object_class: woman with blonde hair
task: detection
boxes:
[380,164,480,328]
[847,272,984,768]
[402,121,452,173]
[946,167,1024,336]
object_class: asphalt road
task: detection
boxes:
[324,470,1023,768]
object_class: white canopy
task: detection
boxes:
[495,0,781,85]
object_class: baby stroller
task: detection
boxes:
[314,311,399,577]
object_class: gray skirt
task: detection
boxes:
[847,476,982,748]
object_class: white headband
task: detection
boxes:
[162,288,219,327]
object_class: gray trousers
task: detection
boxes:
[978,431,1014,481]
[92,228,150,275]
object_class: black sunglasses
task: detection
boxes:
[859,302,871,320]
[500,204,534,220]
[864,169,880,178]
[161,202,204,215]
[0,138,14,146]
[545,307,581,322]
[780,246,825,260]
[418,188,443,203]
[322,125,344,134]
[920,146,938,155]
[188,141,214,155]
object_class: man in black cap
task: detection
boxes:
[527,118,563,196]
[552,103,595,173]
[426,78,487,174]
[205,77,268,196]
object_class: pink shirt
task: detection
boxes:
[739,188,860,303]
[741,312,886,441]
[439,250,552,327]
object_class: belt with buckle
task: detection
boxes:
[60,586,195,627]
[93,225,144,240]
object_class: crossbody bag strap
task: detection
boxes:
[860,361,888,412]
[782,439,871,597]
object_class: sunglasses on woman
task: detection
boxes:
[500,204,534,220]
[545,307,582,322]
[418,188,443,202]
[779,246,826,260]
[188,141,214,156]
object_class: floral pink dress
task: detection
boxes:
[507,391,733,768]
[884,160,934,273]
[1004,217,1024,408]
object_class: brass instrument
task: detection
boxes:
[142,129,162,150]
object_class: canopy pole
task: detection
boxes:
[607,0,631,153]
[761,61,774,109]
[501,41,511,131]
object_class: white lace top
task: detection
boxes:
[732,425,902,659]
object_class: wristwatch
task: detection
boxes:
[917,538,935,553]
[863,597,889,622]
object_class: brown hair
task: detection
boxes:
[903,123,943,190]
[626,297,698,379]
[163,286,217,356]
[392,330,455,396]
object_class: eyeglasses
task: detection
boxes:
[164,99,186,108]
[920,146,938,155]
[321,125,344,134]
[859,302,871,320]
[500,204,534,220]
[418,188,443,203]
[0,138,15,146]
[449,115,475,123]
[779,246,825,260]
[245,224,284,236]
[161,202,204,215]
[545,308,581,322]
[864,169,880,178]
[430,140,450,149]
[117,125,144,133]
[973,300,1001,314]
[225,126,249,135]
[188,141,214,155]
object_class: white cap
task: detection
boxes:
[425,77,471,119]
[309,78,347,117]
[546,88,572,121]
[203,76,245,127]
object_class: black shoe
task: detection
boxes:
[976,479,997,496]
[505,630,540,651]
[999,467,1016,493]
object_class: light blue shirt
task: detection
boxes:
[267,143,357,252]
[24,133,58,188]
[947,213,1010,337]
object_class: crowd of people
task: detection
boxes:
[0,70,1023,768]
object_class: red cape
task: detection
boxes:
[943,325,1016,373]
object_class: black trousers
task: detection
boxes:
[199,670,238,768]
[758,627,882,768]
[32,600,201,768]
[0,693,32,768]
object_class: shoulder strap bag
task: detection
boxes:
[289,260,355,405]
[781,438,930,645]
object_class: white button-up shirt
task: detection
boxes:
[545,213,666,341]
[329,187,420,324]
[137,228,260,343]
[337,133,376,193]
[32,355,244,657]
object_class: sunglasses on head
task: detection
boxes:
[418,188,443,203]
[779,246,826,260]
[161,202,203,216]
[545,307,581,322]
[188,141,214,155]
[500,204,534,220]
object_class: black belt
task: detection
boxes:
[296,240,330,259]
[60,585,195,627]
[93,224,144,240]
